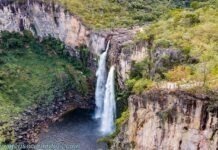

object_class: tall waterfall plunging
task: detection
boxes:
[100,66,116,134]
[94,41,116,135]
[94,41,110,119]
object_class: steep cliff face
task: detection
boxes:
[0,0,106,56]
[112,90,218,150]
[106,28,147,89]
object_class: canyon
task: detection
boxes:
[0,0,217,150]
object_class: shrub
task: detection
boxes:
[113,110,129,139]
[41,36,65,56]
[22,30,34,43]
[155,39,172,48]
[0,31,24,49]
[79,45,90,69]
[179,12,200,26]
[126,79,137,90]
[65,65,88,95]
[173,11,200,27]
[133,12,156,22]
[132,79,153,94]
[6,38,24,49]
[116,90,130,118]
[130,59,150,79]
[165,65,192,82]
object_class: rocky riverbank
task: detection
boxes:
[0,89,94,145]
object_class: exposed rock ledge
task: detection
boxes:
[112,90,218,150]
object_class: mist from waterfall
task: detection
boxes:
[100,66,116,134]
[94,41,110,119]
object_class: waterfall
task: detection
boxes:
[94,40,116,135]
[100,66,116,134]
[94,41,110,119]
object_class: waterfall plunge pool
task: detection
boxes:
[37,109,108,150]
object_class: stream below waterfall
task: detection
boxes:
[37,109,108,150]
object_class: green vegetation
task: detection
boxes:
[116,90,130,118]
[165,65,193,82]
[49,0,190,29]
[0,31,89,123]
[127,78,154,95]
[128,0,218,94]
[114,110,129,135]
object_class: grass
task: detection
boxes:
[0,31,89,123]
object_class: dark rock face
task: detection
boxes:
[1,89,94,145]
[112,90,218,150]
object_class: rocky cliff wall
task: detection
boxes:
[105,28,147,89]
[0,0,106,56]
[112,90,218,150]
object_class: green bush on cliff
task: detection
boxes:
[165,65,193,82]
[116,90,130,118]
[127,79,153,95]
[0,31,89,123]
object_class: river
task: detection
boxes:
[37,109,107,150]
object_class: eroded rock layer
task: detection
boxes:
[112,90,218,150]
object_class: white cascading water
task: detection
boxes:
[94,41,110,119]
[100,66,116,134]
